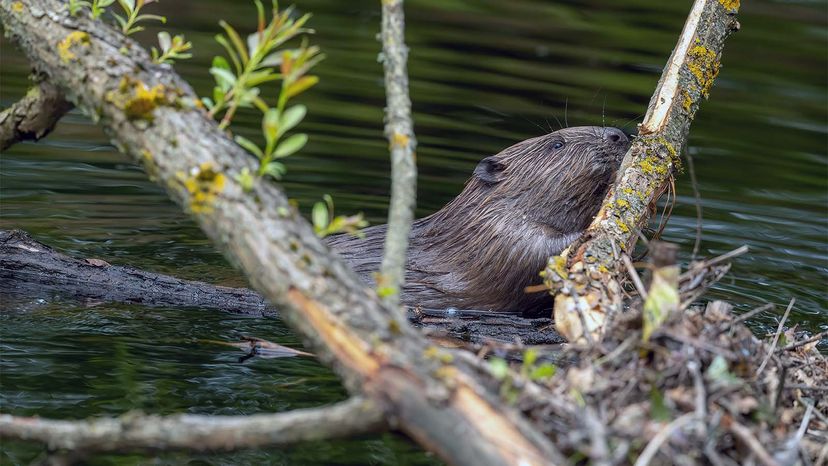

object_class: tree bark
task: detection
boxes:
[0,76,72,150]
[0,2,562,464]
[378,0,418,309]
[547,0,740,343]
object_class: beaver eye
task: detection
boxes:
[552,141,565,150]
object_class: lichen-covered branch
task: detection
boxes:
[0,397,385,454]
[0,76,72,150]
[378,0,418,309]
[0,2,559,464]
[546,0,740,343]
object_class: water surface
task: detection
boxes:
[1,0,826,464]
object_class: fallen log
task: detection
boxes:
[0,228,565,344]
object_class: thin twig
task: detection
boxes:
[378,0,417,310]
[622,254,648,300]
[777,330,828,353]
[633,413,696,466]
[755,298,795,377]
[727,421,780,466]
[685,150,703,259]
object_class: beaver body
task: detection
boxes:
[327,126,630,315]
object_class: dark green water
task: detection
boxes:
[1,0,826,464]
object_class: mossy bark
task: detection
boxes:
[546,0,740,343]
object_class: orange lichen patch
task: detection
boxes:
[58,31,90,63]
[181,162,226,214]
[718,0,740,12]
[687,43,721,98]
[287,287,380,376]
[12,1,23,12]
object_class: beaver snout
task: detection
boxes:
[601,127,631,161]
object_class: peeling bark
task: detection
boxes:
[547,0,740,343]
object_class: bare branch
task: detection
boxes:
[0,77,72,151]
[378,0,417,309]
[0,397,385,454]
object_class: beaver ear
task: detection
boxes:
[474,156,506,184]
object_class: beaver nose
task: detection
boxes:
[602,127,628,145]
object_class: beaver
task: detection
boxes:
[327,126,630,315]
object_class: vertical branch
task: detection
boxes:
[378,0,417,310]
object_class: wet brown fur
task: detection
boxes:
[327,126,630,315]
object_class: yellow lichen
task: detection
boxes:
[622,187,635,196]
[12,1,23,12]
[615,218,630,233]
[549,255,568,280]
[58,31,90,63]
[180,162,226,214]
[615,198,630,209]
[390,131,410,149]
[687,43,720,98]
[106,77,169,120]
[718,0,740,12]
[681,90,693,114]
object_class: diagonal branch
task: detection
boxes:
[0,2,561,464]
[547,0,741,343]
[0,76,72,151]
[0,397,385,454]
[378,0,418,309]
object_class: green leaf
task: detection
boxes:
[247,32,261,58]
[246,70,279,87]
[237,87,260,108]
[523,348,538,367]
[201,97,214,110]
[649,387,671,422]
[117,0,134,12]
[210,67,236,91]
[529,363,556,381]
[279,105,306,135]
[489,358,509,380]
[274,133,307,158]
[285,75,318,98]
[262,161,286,179]
[234,135,264,158]
[212,56,231,71]
[312,201,329,231]
[157,31,171,52]
[214,35,242,74]
[262,108,279,147]
[219,20,249,65]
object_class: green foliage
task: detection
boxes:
[151,32,193,64]
[68,0,115,18]
[202,0,322,141]
[311,195,368,238]
[520,348,557,381]
[114,0,166,35]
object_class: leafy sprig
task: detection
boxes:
[68,0,115,18]
[312,195,368,238]
[202,0,323,131]
[114,0,166,35]
[151,32,193,64]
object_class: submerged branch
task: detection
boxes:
[0,77,72,151]
[378,0,418,310]
[0,397,385,454]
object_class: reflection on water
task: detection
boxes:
[1,0,826,463]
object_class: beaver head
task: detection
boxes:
[328,126,631,315]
